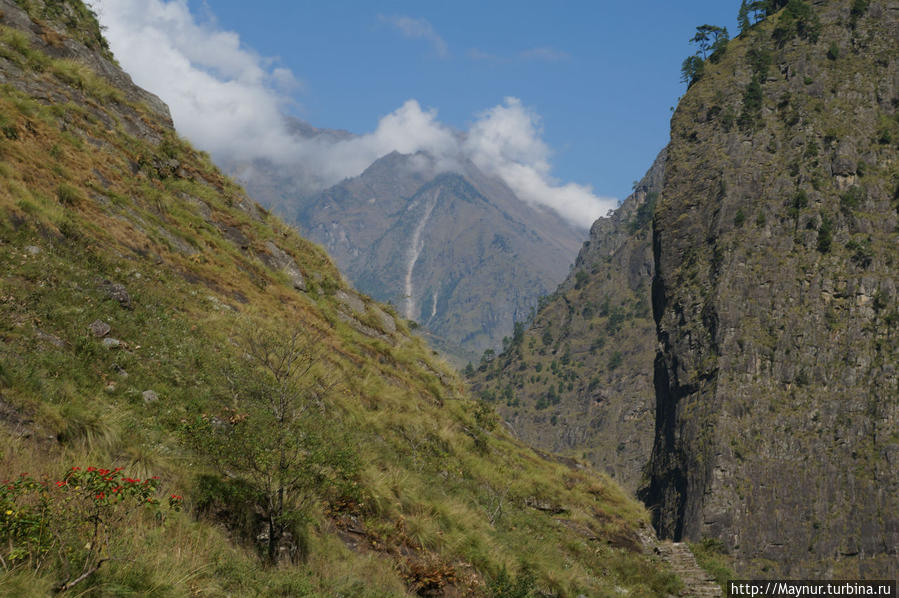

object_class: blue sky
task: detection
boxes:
[91,0,739,223]
[202,1,739,198]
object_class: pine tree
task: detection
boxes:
[738,0,751,34]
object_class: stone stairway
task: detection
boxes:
[656,541,723,597]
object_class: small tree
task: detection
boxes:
[738,0,751,34]
[682,25,728,86]
[681,55,705,87]
[748,0,770,23]
[183,320,359,565]
[690,25,728,59]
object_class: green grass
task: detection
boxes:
[689,538,736,593]
[0,7,680,596]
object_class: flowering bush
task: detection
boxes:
[0,466,174,591]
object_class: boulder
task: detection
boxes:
[99,280,132,310]
[89,320,111,338]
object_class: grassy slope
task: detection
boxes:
[0,2,680,595]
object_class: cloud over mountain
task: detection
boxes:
[89,0,615,227]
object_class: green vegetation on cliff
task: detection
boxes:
[477,0,897,581]
[644,0,898,578]
[471,151,665,494]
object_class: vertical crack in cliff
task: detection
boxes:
[404,188,439,320]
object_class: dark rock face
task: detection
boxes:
[642,0,898,577]
[471,149,665,492]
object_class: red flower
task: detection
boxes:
[87,467,96,472]
[99,469,110,475]
[56,481,66,487]
[71,467,80,471]
[95,492,105,499]
[114,467,124,472]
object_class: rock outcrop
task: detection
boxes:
[642,0,898,577]
[477,0,898,578]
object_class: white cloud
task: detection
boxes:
[378,14,448,58]
[90,0,614,228]
[88,0,301,163]
[291,100,460,190]
[464,98,614,225]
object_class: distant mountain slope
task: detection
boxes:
[0,1,680,595]
[301,152,583,363]
[471,149,665,493]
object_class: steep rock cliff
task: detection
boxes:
[642,0,898,577]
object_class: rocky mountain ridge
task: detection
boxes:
[301,151,583,363]
[476,0,898,579]
[228,123,584,365]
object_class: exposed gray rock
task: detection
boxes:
[141,390,159,404]
[261,241,306,291]
[89,320,111,338]
[101,337,122,349]
[831,139,858,176]
[336,311,393,344]
[336,290,366,315]
[34,328,64,348]
[371,305,397,334]
[24,245,40,255]
[643,1,898,578]
[99,280,132,309]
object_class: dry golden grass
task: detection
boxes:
[0,14,682,596]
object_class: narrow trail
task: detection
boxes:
[403,189,439,320]
[656,542,723,597]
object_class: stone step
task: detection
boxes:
[656,541,723,598]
